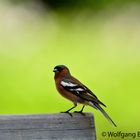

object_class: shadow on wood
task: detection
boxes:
[0,113,96,140]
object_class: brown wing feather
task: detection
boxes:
[62,76,106,107]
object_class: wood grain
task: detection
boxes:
[0,113,96,140]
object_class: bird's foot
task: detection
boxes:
[60,111,72,117]
[74,111,85,116]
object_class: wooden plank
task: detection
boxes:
[0,113,96,140]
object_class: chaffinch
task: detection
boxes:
[53,65,116,127]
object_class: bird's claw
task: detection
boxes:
[60,111,73,117]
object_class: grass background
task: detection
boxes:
[0,2,140,139]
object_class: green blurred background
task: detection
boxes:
[0,0,140,139]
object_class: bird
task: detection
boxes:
[53,65,117,127]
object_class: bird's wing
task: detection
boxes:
[60,78,106,107]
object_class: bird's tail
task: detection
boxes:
[89,102,117,127]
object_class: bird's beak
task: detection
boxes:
[53,69,57,72]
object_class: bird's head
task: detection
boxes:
[53,65,70,77]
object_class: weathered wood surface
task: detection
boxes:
[0,113,96,140]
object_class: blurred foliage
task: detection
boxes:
[3,0,140,11]
[41,0,140,10]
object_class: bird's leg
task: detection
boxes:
[74,105,85,115]
[61,103,77,116]
[65,106,76,113]
[80,105,85,112]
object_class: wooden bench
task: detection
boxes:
[0,113,96,140]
